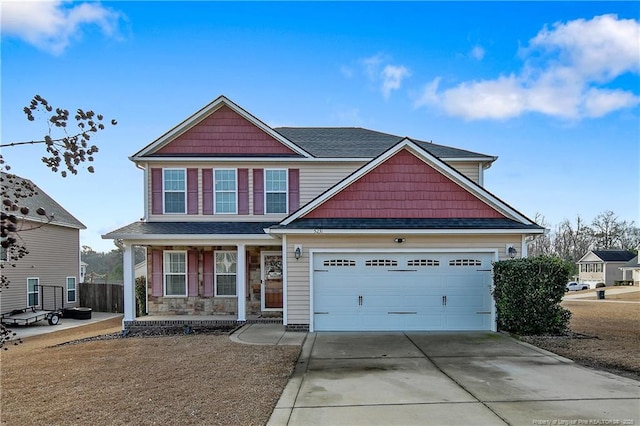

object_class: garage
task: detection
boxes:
[312,252,494,331]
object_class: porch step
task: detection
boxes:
[123,317,283,335]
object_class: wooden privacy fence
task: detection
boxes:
[79,283,124,313]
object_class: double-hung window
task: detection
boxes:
[214,169,237,214]
[215,251,237,296]
[27,277,39,307]
[265,169,287,214]
[67,277,77,303]
[164,251,187,296]
[163,169,186,214]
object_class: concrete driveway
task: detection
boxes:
[269,332,640,426]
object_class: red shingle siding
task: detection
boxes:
[154,106,298,156]
[305,149,505,219]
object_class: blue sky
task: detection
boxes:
[2,1,639,252]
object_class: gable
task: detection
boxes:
[303,149,506,219]
[153,105,300,156]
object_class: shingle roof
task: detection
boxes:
[592,250,636,262]
[621,255,639,268]
[103,221,279,238]
[1,173,85,229]
[274,127,494,159]
[270,218,544,231]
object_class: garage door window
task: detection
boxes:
[365,259,398,267]
[323,259,356,267]
[407,259,440,267]
[449,259,482,266]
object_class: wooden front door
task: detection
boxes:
[261,252,283,310]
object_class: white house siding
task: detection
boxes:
[444,161,480,184]
[284,234,523,326]
[144,160,485,222]
[1,221,80,313]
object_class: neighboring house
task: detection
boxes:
[135,260,147,280]
[1,173,85,313]
[577,250,637,286]
[619,255,640,286]
[104,95,544,332]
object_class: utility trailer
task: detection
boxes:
[0,285,65,326]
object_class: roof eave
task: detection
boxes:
[265,228,546,236]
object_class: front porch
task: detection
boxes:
[120,237,287,327]
[123,313,283,334]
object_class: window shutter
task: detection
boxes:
[187,168,198,214]
[151,250,163,296]
[187,250,199,297]
[288,168,300,212]
[202,169,213,215]
[203,251,214,297]
[238,168,249,215]
[253,168,264,215]
[151,168,163,215]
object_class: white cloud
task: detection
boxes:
[469,45,485,61]
[417,14,640,120]
[1,0,123,55]
[358,54,410,99]
[381,65,410,99]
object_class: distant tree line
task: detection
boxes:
[81,244,145,284]
[527,210,639,274]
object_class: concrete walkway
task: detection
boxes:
[564,286,639,300]
[230,323,306,346]
[268,332,640,426]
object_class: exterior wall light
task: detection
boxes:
[294,245,302,260]
[508,246,517,259]
[394,238,406,243]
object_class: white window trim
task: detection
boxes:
[163,250,187,297]
[264,168,288,214]
[66,276,77,303]
[214,250,237,297]
[213,168,238,214]
[162,168,187,214]
[27,277,39,307]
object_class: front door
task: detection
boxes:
[261,252,283,310]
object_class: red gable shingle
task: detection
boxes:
[304,149,505,219]
[155,105,299,156]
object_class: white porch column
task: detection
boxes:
[122,242,136,326]
[237,244,246,321]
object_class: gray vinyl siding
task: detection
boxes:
[0,220,80,313]
[284,234,522,325]
[145,160,483,221]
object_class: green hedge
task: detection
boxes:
[493,255,572,335]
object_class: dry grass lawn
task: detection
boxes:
[521,292,640,381]
[1,318,301,425]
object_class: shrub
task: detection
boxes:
[493,255,572,335]
[595,282,606,288]
[135,276,147,316]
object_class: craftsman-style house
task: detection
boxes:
[104,96,544,332]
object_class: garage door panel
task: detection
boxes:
[313,252,494,331]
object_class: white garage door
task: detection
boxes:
[313,252,494,331]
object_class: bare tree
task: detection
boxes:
[552,215,593,265]
[527,213,552,256]
[591,210,627,249]
[1,95,116,349]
